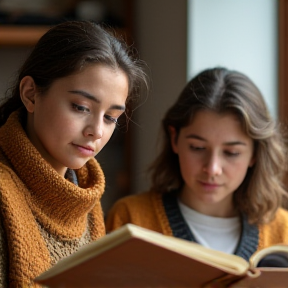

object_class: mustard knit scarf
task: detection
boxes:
[0,109,106,287]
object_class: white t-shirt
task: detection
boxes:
[178,200,241,254]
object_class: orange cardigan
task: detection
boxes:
[106,190,288,256]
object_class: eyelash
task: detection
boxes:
[225,151,240,157]
[189,146,240,157]
[190,145,205,151]
[72,103,90,113]
[105,115,118,125]
[72,103,118,125]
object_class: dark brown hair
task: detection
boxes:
[0,20,148,127]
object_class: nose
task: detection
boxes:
[83,119,103,140]
[203,152,223,177]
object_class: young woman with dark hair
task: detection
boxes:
[0,20,148,287]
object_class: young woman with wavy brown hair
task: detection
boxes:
[106,67,288,263]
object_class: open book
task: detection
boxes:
[34,224,288,288]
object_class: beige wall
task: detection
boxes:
[131,0,188,193]
[0,47,31,103]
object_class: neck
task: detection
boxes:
[179,188,237,218]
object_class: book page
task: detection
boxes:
[128,224,249,275]
[249,244,288,268]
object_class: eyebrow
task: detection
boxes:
[186,134,247,146]
[68,90,126,111]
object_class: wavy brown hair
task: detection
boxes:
[0,21,148,128]
[149,67,288,224]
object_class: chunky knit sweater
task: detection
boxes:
[0,110,106,287]
[106,190,288,261]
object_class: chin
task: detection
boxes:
[199,195,219,204]
[67,160,91,170]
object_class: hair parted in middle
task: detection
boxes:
[148,67,288,225]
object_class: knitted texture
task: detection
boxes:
[0,217,8,288]
[259,208,288,247]
[36,221,91,266]
[0,109,106,287]
[105,190,288,255]
[106,190,173,235]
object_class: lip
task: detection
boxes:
[199,181,222,189]
[72,143,95,156]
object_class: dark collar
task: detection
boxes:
[65,168,79,186]
[162,191,259,261]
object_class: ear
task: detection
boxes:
[249,156,256,167]
[168,126,179,154]
[248,145,257,167]
[19,76,37,113]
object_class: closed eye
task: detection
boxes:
[72,103,90,113]
[225,151,240,157]
[190,145,205,151]
[105,115,118,125]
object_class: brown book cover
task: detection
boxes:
[34,224,288,288]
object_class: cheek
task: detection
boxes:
[61,118,82,134]
[178,153,199,176]
[226,160,250,182]
[35,110,75,140]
